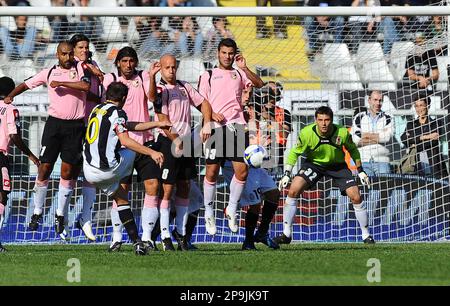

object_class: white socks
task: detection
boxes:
[110,203,123,243]
[81,184,96,222]
[283,196,297,238]
[33,180,48,215]
[353,202,370,240]
[56,180,74,217]
[141,207,159,242]
[203,179,216,220]
[226,176,245,217]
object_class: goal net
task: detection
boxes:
[0,4,449,245]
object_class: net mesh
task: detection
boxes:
[1,4,449,244]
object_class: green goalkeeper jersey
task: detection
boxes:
[287,123,361,167]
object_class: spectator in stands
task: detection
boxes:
[256,0,287,39]
[400,97,448,178]
[178,16,204,57]
[403,32,439,97]
[0,15,37,59]
[159,0,192,6]
[304,0,345,57]
[138,16,175,58]
[48,0,71,42]
[379,0,411,55]
[204,16,234,62]
[347,0,379,54]
[351,90,395,176]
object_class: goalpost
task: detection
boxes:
[0,5,449,244]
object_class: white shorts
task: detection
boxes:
[222,161,277,206]
[83,149,136,196]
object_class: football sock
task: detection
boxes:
[353,202,370,240]
[141,195,159,242]
[245,210,259,242]
[56,179,75,217]
[227,176,245,217]
[117,205,140,243]
[81,182,96,222]
[110,201,123,243]
[185,209,199,242]
[175,197,189,236]
[33,179,48,215]
[0,203,5,229]
[258,200,278,235]
[203,178,216,220]
[160,199,171,239]
[283,196,297,238]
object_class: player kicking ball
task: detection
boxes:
[275,106,375,245]
[83,82,168,255]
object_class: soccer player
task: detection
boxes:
[276,106,375,245]
[0,77,40,252]
[222,87,280,250]
[198,38,264,235]
[83,82,166,255]
[148,54,212,251]
[4,41,91,240]
[69,33,104,241]
[102,47,162,252]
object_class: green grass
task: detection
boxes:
[1,243,450,285]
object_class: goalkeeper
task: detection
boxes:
[275,106,375,245]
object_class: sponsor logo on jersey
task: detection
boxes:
[132,79,140,87]
[335,136,342,146]
[69,71,77,79]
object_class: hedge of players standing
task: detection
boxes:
[0,36,375,254]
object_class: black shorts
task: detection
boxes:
[121,140,161,184]
[204,123,249,165]
[40,116,85,165]
[157,135,197,184]
[0,153,11,194]
[296,162,358,195]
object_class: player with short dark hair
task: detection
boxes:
[83,82,167,255]
[102,46,164,252]
[148,54,212,251]
[0,77,40,252]
[4,41,91,240]
[198,38,264,235]
[276,106,375,245]
[69,33,104,241]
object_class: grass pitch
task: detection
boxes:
[1,243,450,286]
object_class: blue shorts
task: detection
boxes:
[222,161,277,206]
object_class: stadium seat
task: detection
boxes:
[28,0,51,6]
[322,43,363,90]
[4,59,37,84]
[89,0,118,6]
[100,17,124,42]
[105,42,129,61]
[389,41,414,81]
[436,56,450,91]
[177,57,206,85]
[356,43,396,91]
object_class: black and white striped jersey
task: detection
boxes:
[83,102,128,170]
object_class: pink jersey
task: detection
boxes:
[102,70,153,144]
[198,68,252,127]
[0,101,20,154]
[74,56,102,120]
[25,62,87,120]
[154,80,204,138]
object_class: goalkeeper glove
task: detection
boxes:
[357,167,371,189]
[278,165,293,190]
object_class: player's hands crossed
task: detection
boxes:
[50,81,60,88]
[200,122,212,143]
[157,119,172,130]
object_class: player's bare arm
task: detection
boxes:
[147,61,161,102]
[3,83,30,104]
[117,131,164,167]
[199,99,213,142]
[49,80,90,92]
[10,134,40,167]
[127,120,172,131]
[235,54,264,88]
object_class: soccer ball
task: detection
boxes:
[244,145,267,168]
